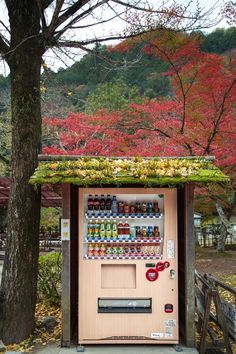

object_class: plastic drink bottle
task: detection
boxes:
[111,195,118,215]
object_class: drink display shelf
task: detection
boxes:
[85,213,162,219]
[84,238,163,244]
[84,254,162,260]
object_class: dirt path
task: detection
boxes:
[195,247,236,282]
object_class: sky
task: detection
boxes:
[0,0,230,76]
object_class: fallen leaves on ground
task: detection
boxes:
[6,302,61,353]
[195,272,236,353]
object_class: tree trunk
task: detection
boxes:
[0,1,43,343]
[216,202,236,239]
[217,224,228,252]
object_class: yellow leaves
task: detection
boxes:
[30,157,228,186]
[6,302,61,353]
[48,163,59,170]
[40,86,47,94]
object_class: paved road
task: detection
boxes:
[30,343,199,354]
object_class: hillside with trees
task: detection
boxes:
[0,27,236,172]
[1,27,236,111]
[44,29,236,252]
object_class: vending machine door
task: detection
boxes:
[78,188,178,344]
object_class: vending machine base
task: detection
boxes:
[78,188,178,345]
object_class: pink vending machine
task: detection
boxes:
[78,188,178,344]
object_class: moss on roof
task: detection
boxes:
[30,156,229,187]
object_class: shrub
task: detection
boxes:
[38,252,61,306]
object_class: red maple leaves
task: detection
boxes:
[43,33,236,182]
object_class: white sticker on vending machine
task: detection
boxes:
[167,239,174,258]
[151,333,164,339]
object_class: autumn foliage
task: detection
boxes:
[43,32,236,184]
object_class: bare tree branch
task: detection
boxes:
[0,20,10,35]
[36,0,48,30]
[204,76,236,154]
[111,0,164,13]
[54,0,109,40]
[149,39,198,134]
[46,0,65,37]
[0,34,9,55]
[55,27,153,48]
[53,0,91,31]
[41,0,55,10]
[70,12,125,29]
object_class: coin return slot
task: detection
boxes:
[98,298,152,313]
[101,264,136,289]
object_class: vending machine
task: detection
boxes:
[78,188,178,344]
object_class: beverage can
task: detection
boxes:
[88,244,94,257]
[130,246,136,253]
[100,244,106,256]
[118,246,124,254]
[112,246,118,254]
[107,246,112,254]
[94,244,100,256]
[149,246,154,255]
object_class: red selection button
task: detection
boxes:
[156,262,165,272]
[146,268,159,281]
[164,261,170,268]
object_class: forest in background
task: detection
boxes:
[0,27,236,225]
[0,27,235,167]
[0,27,236,113]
